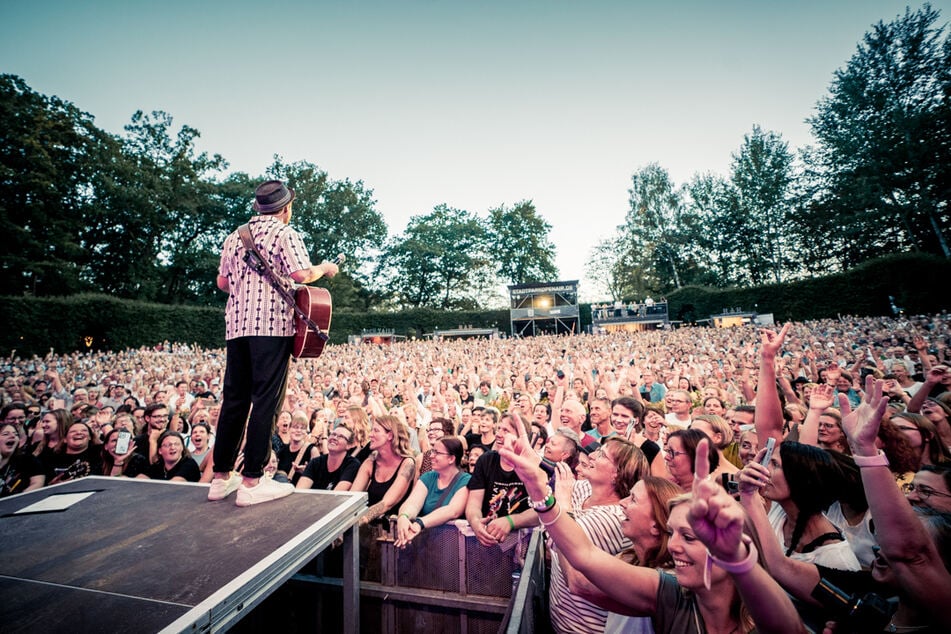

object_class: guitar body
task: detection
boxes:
[293,286,333,358]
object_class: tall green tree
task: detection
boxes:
[586,235,646,301]
[375,204,489,309]
[682,172,744,287]
[803,4,951,265]
[729,126,796,285]
[0,74,105,296]
[486,200,558,284]
[120,110,230,304]
[621,164,685,293]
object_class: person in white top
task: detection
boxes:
[663,390,692,430]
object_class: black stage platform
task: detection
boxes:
[0,477,366,633]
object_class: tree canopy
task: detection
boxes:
[589,5,949,301]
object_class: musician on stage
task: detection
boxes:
[209,180,338,506]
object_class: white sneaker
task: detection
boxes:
[235,477,294,507]
[207,472,242,501]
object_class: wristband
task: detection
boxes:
[399,513,411,521]
[704,535,757,590]
[539,507,563,527]
[533,493,556,513]
[529,485,554,510]
[852,450,889,468]
[413,517,425,530]
[504,515,515,530]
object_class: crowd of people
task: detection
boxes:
[2,311,951,633]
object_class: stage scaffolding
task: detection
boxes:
[508,281,580,337]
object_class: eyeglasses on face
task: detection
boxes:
[664,448,688,460]
[903,482,951,500]
[590,448,615,465]
[432,450,453,457]
[894,425,921,434]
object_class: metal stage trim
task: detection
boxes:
[0,477,365,634]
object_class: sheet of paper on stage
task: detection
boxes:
[14,491,97,514]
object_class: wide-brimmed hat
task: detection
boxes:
[252,180,295,214]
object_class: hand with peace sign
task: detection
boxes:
[686,439,748,567]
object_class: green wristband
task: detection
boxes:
[505,515,515,530]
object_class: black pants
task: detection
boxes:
[213,336,293,478]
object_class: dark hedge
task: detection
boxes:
[2,253,946,356]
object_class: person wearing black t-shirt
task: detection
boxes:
[296,424,360,491]
[141,431,201,482]
[465,412,536,547]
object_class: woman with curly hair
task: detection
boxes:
[352,415,416,526]
[343,405,373,462]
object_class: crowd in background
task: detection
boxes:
[2,312,951,633]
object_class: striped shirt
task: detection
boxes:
[549,480,632,633]
[218,215,312,339]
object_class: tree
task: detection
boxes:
[487,200,558,284]
[620,164,685,293]
[804,4,951,265]
[681,172,745,287]
[729,126,796,285]
[0,74,105,296]
[375,205,490,309]
[586,235,646,301]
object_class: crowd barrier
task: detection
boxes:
[294,520,548,633]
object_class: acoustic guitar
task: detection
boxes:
[293,286,332,359]
[237,224,340,360]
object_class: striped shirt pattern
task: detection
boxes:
[219,215,312,339]
[549,479,632,633]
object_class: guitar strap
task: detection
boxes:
[236,224,328,342]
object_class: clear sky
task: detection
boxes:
[2,1,944,301]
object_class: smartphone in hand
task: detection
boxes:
[115,430,132,455]
[760,437,776,466]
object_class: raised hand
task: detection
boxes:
[808,383,836,411]
[553,461,575,509]
[839,375,888,455]
[759,323,790,359]
[687,440,745,563]
[824,364,841,384]
[736,447,771,498]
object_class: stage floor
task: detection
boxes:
[0,477,365,633]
